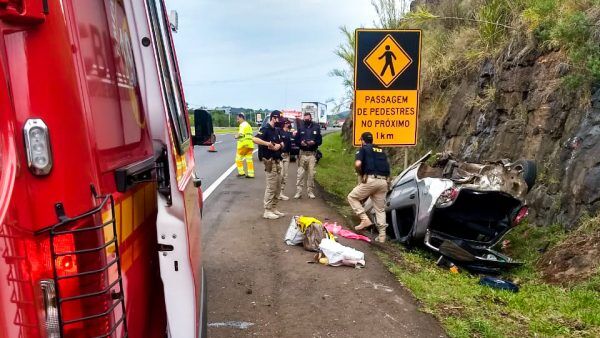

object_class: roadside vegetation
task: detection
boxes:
[316,132,600,338]
[332,0,600,163]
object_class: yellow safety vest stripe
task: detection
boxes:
[237,121,254,148]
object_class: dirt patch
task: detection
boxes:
[537,226,600,285]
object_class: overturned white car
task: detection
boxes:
[368,152,536,272]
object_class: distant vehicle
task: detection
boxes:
[301,102,328,130]
[367,152,537,273]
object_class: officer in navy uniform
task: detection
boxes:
[252,111,285,220]
[347,131,391,242]
[294,112,322,199]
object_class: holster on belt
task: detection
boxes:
[264,159,273,172]
[360,174,367,184]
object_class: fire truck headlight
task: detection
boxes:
[23,119,53,175]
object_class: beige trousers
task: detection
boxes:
[296,152,316,194]
[280,153,290,193]
[347,177,388,226]
[263,159,282,210]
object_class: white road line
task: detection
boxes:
[202,149,258,202]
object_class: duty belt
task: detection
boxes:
[300,150,316,155]
[367,174,388,180]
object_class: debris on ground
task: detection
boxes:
[319,238,365,268]
[284,216,333,248]
[284,216,365,268]
[478,276,519,293]
[324,222,371,243]
[284,216,303,245]
[295,217,333,251]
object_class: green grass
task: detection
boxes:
[315,132,358,220]
[316,132,600,338]
[315,132,357,201]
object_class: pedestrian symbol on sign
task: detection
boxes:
[379,45,396,77]
[363,34,412,88]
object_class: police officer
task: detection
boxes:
[253,111,285,220]
[347,132,391,243]
[294,112,322,199]
[278,119,293,201]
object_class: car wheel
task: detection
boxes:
[515,160,537,191]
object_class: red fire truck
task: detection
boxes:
[1,0,208,337]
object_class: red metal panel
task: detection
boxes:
[1,0,167,336]
[0,0,46,25]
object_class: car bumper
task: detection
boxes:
[424,230,522,272]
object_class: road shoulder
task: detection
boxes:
[201,155,446,337]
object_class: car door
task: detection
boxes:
[144,0,205,337]
[387,167,420,241]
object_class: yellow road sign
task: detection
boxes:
[363,34,412,88]
[353,29,421,147]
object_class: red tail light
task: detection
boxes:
[436,187,459,207]
[30,197,125,338]
[6,193,125,338]
[513,206,529,226]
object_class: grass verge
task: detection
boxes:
[315,132,600,338]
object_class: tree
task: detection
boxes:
[371,0,410,29]
[331,1,410,111]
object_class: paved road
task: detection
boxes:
[199,130,446,337]
[193,133,238,194]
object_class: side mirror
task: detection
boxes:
[169,10,179,32]
[192,109,215,146]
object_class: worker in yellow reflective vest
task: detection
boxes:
[235,113,255,178]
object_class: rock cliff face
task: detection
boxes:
[436,43,600,227]
[344,1,600,227]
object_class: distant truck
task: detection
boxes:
[301,102,328,130]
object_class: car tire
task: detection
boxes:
[515,159,537,192]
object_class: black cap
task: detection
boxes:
[361,132,373,144]
[270,110,282,119]
[237,113,245,119]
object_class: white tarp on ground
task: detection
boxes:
[319,238,365,268]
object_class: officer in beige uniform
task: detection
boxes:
[294,112,322,199]
[253,111,285,219]
[347,132,391,242]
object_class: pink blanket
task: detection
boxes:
[324,222,371,243]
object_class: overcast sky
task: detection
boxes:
[165,0,378,112]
